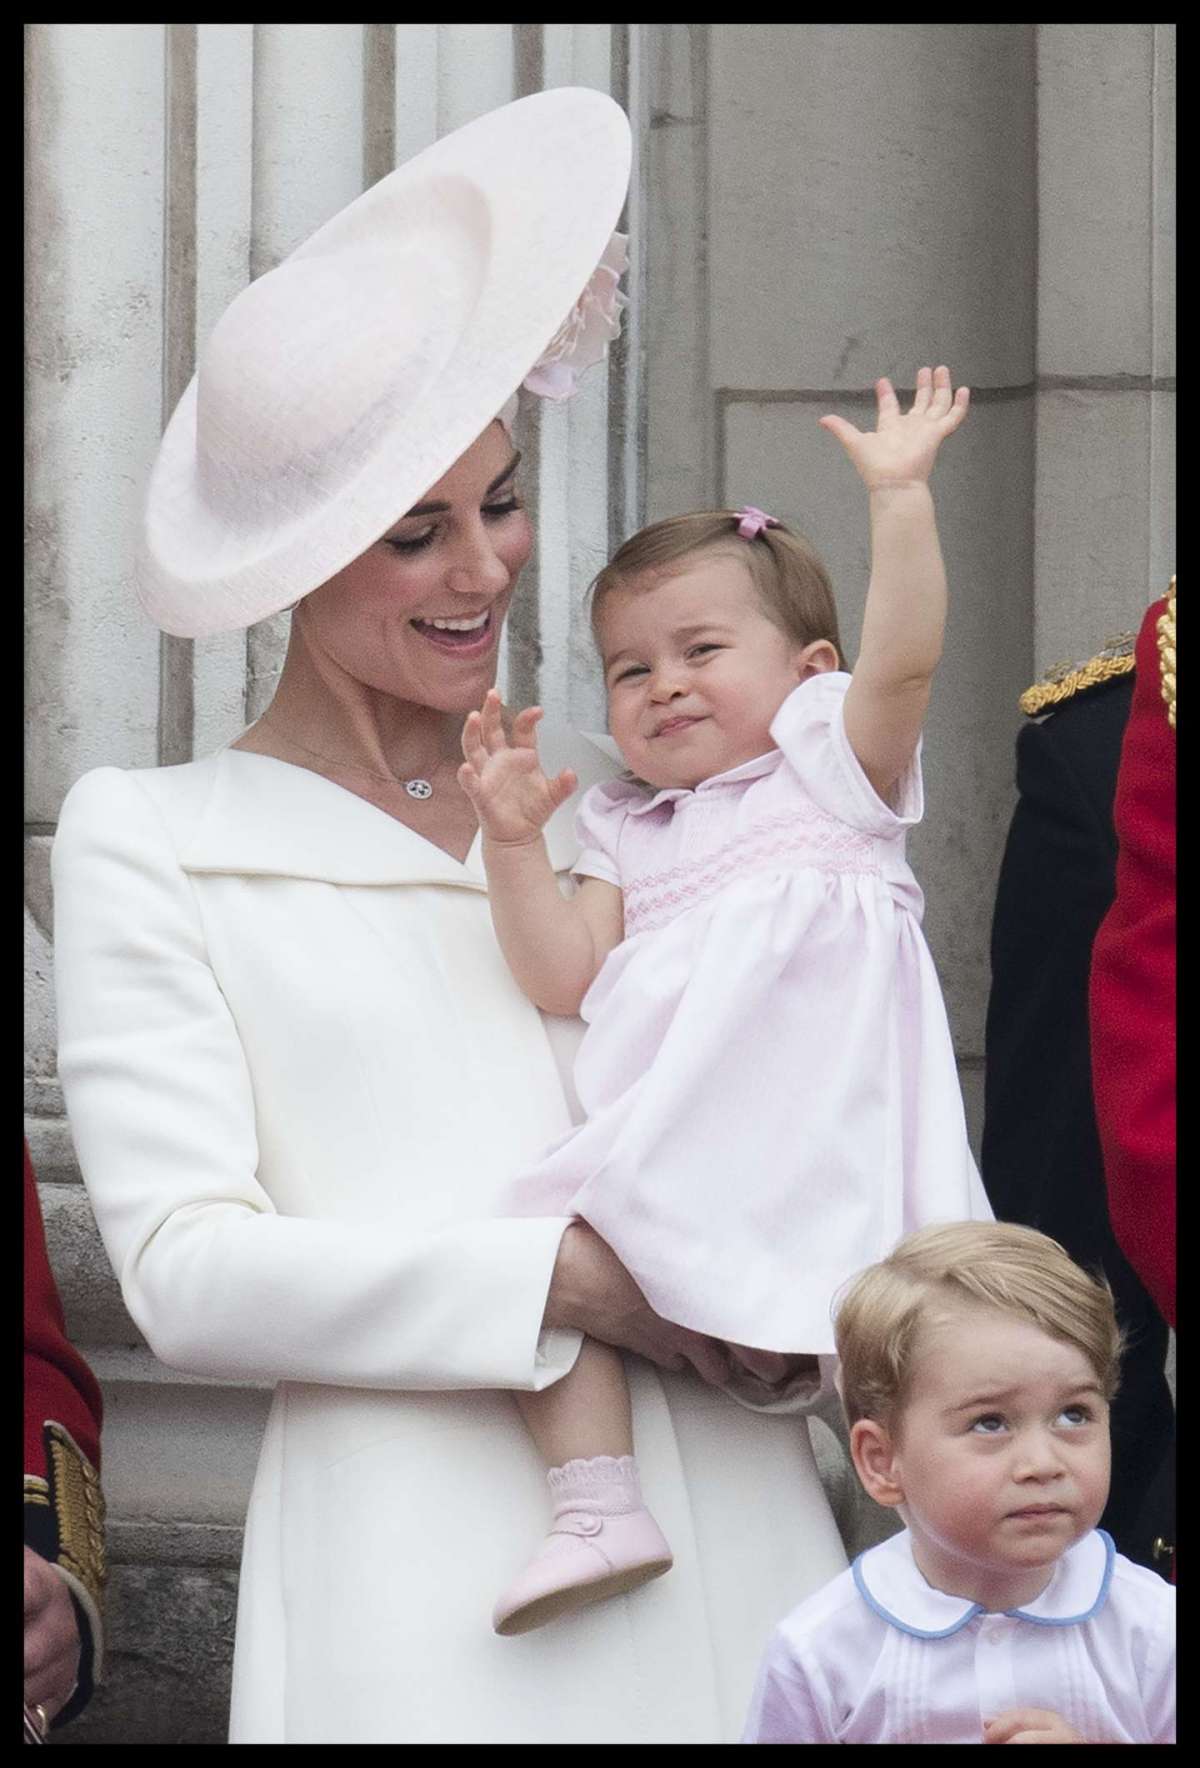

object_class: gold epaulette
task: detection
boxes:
[1019,633,1136,717]
[1157,575,1176,729]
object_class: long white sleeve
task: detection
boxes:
[52,766,581,1394]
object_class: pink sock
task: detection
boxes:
[546,1454,643,1518]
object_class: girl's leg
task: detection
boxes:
[494,1336,673,1636]
[514,1335,632,1465]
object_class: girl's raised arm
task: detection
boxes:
[820,366,969,803]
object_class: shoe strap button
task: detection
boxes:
[562,1512,603,1536]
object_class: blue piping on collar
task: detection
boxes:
[1008,1529,1116,1628]
[850,1530,1116,1641]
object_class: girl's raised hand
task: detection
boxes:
[458,688,578,846]
[819,365,969,492]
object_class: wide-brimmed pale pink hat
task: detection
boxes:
[137,88,632,637]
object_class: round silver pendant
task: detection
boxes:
[404,778,434,801]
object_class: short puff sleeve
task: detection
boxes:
[571,777,645,887]
[770,671,923,836]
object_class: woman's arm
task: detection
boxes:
[53,768,731,1400]
[821,366,969,803]
[460,690,624,1014]
[53,767,581,1396]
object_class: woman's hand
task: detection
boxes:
[728,1344,796,1384]
[24,1545,80,1724]
[545,1222,733,1388]
[983,1709,1086,1744]
[819,365,969,493]
[459,689,578,846]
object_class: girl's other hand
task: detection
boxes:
[458,688,577,845]
[983,1708,1087,1744]
[819,365,969,493]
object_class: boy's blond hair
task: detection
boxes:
[589,511,847,670]
[835,1221,1123,1430]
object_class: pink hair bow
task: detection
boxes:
[735,505,781,540]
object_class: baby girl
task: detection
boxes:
[460,367,992,1634]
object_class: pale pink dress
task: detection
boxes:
[507,672,991,1353]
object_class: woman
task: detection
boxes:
[51,89,846,1744]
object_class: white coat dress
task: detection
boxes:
[51,724,848,1745]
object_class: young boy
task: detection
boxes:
[742,1222,1175,1744]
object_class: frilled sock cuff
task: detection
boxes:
[547,1454,642,1515]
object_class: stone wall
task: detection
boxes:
[26,23,1173,1745]
[644,22,1175,1146]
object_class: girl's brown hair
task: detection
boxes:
[589,511,846,669]
[834,1221,1124,1432]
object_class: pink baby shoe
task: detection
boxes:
[493,1455,673,1636]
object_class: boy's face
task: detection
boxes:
[852,1301,1111,1611]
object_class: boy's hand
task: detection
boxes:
[983,1708,1086,1744]
[459,688,578,845]
[819,365,969,492]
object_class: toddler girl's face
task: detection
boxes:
[882,1301,1111,1610]
[596,557,830,789]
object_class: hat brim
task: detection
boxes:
[137,88,632,638]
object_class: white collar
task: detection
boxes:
[168,722,619,887]
[852,1529,1115,1640]
[595,746,782,818]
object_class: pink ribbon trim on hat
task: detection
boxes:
[499,232,629,434]
[735,505,781,540]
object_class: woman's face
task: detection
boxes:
[296,422,534,712]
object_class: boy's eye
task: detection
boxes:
[688,643,721,659]
[1058,1404,1093,1427]
[612,664,649,684]
[969,1414,1006,1435]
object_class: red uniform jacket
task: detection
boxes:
[1089,592,1176,1328]
[24,1141,103,1474]
[24,1139,106,1722]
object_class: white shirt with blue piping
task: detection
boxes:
[742,1527,1174,1744]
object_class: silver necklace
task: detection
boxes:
[259,715,438,799]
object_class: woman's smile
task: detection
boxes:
[409,607,499,655]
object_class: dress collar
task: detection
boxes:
[596,746,783,818]
[852,1528,1115,1640]
[171,723,619,886]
